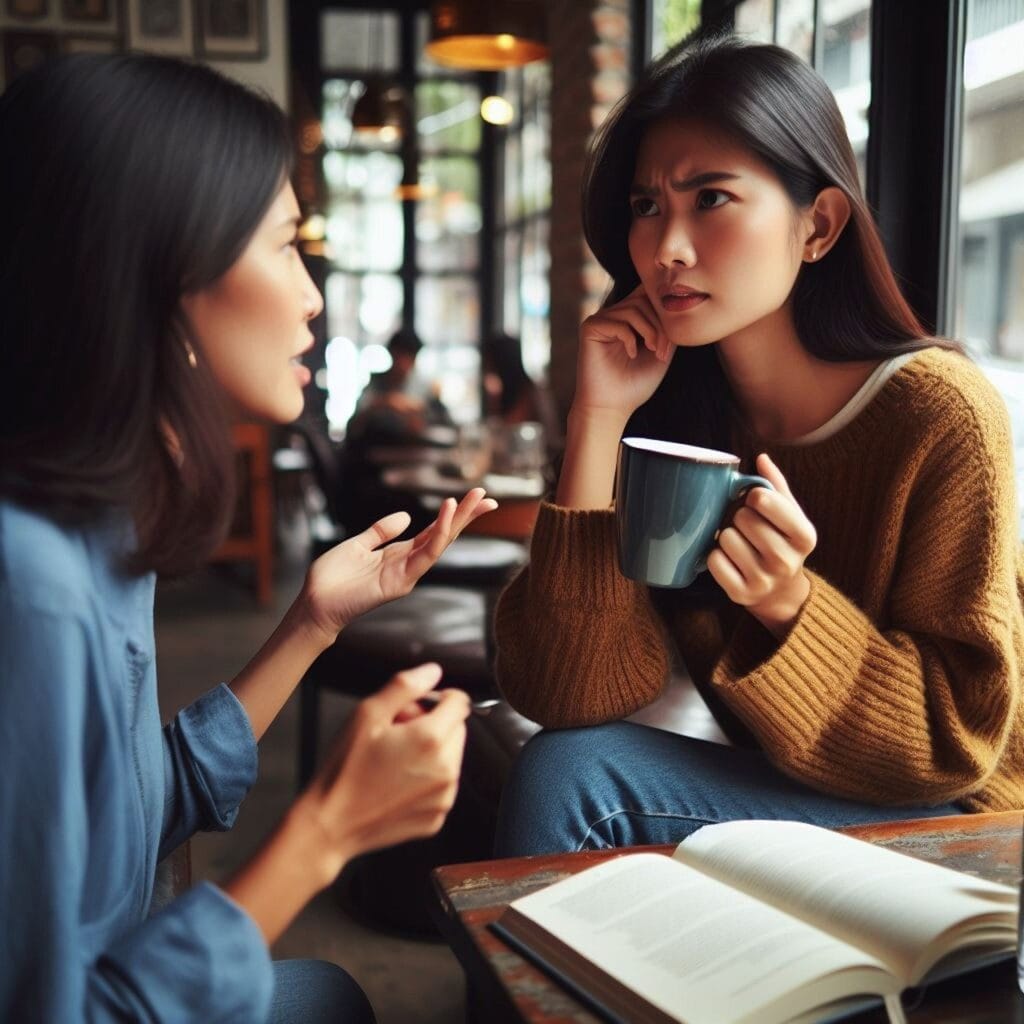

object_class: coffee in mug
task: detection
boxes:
[615,437,774,588]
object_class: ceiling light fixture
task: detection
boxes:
[426,0,548,70]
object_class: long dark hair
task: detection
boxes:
[582,32,950,449]
[0,54,293,575]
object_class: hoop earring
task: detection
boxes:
[183,339,198,369]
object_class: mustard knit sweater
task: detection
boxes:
[494,348,1024,811]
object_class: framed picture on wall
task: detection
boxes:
[63,33,120,52]
[3,29,59,84]
[195,0,264,60]
[60,0,119,34]
[127,0,192,55]
[5,0,48,19]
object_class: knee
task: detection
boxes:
[508,726,608,798]
[495,724,631,857]
[270,960,375,1024]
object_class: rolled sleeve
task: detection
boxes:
[161,684,258,854]
[98,882,273,1024]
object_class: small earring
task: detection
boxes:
[811,250,819,261]
[183,339,198,369]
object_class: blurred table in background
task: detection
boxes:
[381,465,545,541]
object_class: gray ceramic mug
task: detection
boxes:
[615,437,774,589]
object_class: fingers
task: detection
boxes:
[416,686,471,729]
[709,460,817,610]
[756,453,794,499]
[369,663,444,719]
[452,488,496,533]
[587,289,664,359]
[356,510,412,550]
[408,489,498,565]
[743,462,817,556]
[715,525,765,591]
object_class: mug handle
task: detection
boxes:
[728,472,775,501]
[692,474,775,575]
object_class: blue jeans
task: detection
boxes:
[269,960,375,1024]
[494,723,963,856]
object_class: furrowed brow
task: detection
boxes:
[671,171,740,191]
[630,171,740,196]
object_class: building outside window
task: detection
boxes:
[955,0,1024,516]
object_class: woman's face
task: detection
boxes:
[627,118,810,349]
[181,183,323,423]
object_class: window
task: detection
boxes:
[955,1,1024,363]
[317,8,486,432]
[954,0,1024,519]
[649,0,701,55]
[495,60,552,380]
[654,1,871,185]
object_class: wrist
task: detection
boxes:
[750,573,811,640]
[284,793,352,892]
[567,403,631,437]
[292,580,343,652]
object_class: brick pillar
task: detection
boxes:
[547,0,632,420]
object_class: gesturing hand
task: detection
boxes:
[302,488,497,642]
[706,454,816,638]
[300,663,470,875]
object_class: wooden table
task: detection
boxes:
[432,811,1024,1023]
[381,465,545,540]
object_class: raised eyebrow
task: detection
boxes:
[629,171,740,196]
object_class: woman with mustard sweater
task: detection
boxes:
[493,34,1024,856]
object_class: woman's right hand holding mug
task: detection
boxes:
[574,284,674,421]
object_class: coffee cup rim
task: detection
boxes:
[621,437,739,466]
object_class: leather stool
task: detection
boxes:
[297,584,496,786]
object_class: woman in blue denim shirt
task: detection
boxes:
[0,54,495,1023]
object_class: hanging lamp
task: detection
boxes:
[425,0,548,70]
[351,12,406,142]
[351,79,406,142]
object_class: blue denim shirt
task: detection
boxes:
[0,500,273,1022]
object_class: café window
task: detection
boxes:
[317,7,484,433]
[650,0,872,186]
[494,60,552,381]
[954,0,1024,516]
[955,0,1024,364]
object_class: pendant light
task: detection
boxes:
[351,79,406,142]
[426,0,548,70]
[351,12,406,142]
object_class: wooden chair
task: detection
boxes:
[210,423,274,606]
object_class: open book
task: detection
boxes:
[492,820,1017,1024]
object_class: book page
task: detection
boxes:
[501,852,897,1024]
[675,820,1017,983]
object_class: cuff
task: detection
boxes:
[176,684,258,830]
[528,501,642,609]
[101,882,272,1022]
[710,572,873,749]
